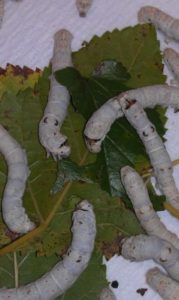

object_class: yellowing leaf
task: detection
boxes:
[0,64,41,98]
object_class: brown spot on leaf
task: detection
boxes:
[0,67,6,75]
[0,64,41,78]
[100,235,125,259]
[81,40,88,47]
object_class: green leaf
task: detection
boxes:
[0,23,169,299]
[56,24,167,208]
[55,63,129,119]
[0,69,94,253]
[92,60,130,81]
[51,158,92,194]
[0,251,59,288]
[58,252,107,300]
[0,64,41,98]
[36,182,143,257]
[0,64,141,257]
[93,107,167,208]
[72,25,165,87]
[0,250,106,300]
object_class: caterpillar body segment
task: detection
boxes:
[121,234,179,282]
[39,29,73,160]
[0,125,35,234]
[121,166,179,250]
[146,267,179,300]
[0,200,96,300]
[164,48,179,82]
[84,85,179,153]
[76,0,93,17]
[138,6,179,41]
[120,96,179,212]
[100,287,116,300]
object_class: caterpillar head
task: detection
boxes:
[120,165,138,190]
[84,113,110,153]
[76,0,92,17]
[54,29,73,50]
[84,134,102,153]
[47,134,71,160]
[39,116,71,160]
[138,6,157,23]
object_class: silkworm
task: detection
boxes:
[76,0,93,17]
[39,29,73,160]
[84,85,179,153]
[146,267,179,300]
[100,287,116,300]
[138,6,179,41]
[0,200,96,300]
[121,166,179,250]
[163,48,179,82]
[121,234,179,282]
[0,125,35,234]
[120,96,179,213]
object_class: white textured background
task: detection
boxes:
[1,1,179,299]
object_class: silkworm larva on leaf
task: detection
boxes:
[100,287,116,300]
[164,48,179,82]
[84,85,179,153]
[0,200,96,300]
[138,6,179,41]
[39,29,73,160]
[120,96,179,214]
[121,234,179,282]
[76,0,93,17]
[146,267,179,300]
[121,166,179,250]
[0,125,35,234]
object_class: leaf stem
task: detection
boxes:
[27,181,44,223]
[13,252,18,288]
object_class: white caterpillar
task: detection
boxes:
[146,267,179,300]
[120,97,179,212]
[138,6,179,41]
[164,48,179,82]
[39,29,73,160]
[100,287,116,300]
[121,234,179,282]
[0,125,35,234]
[84,85,179,153]
[0,200,96,300]
[121,166,179,250]
[76,0,93,17]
